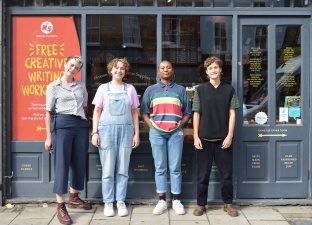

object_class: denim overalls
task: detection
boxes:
[98,83,134,203]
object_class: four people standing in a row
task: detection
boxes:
[45,55,238,225]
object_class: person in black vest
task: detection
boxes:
[192,56,239,217]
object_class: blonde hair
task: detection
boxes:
[66,55,83,67]
[107,58,130,75]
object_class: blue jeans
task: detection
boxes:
[98,124,133,203]
[149,128,184,194]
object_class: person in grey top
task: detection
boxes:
[44,55,91,225]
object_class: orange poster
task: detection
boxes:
[12,16,81,140]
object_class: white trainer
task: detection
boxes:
[153,200,167,215]
[104,202,114,217]
[117,201,128,217]
[172,199,185,215]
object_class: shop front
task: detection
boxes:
[2,0,311,204]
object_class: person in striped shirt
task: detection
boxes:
[140,60,191,215]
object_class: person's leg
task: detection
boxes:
[149,128,168,214]
[193,140,214,216]
[68,127,91,210]
[214,142,237,217]
[115,125,133,216]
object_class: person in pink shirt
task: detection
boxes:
[91,58,140,217]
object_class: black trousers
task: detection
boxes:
[196,139,233,206]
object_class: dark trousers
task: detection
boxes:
[52,116,89,194]
[196,139,233,206]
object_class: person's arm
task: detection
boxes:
[142,114,153,128]
[91,106,102,148]
[193,112,202,150]
[222,108,236,149]
[44,111,53,152]
[132,108,140,148]
[179,115,190,128]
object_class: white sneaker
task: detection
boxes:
[172,199,185,215]
[153,200,167,215]
[104,202,114,217]
[117,201,128,217]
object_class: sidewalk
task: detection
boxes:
[1,203,312,225]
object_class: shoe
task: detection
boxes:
[67,193,92,210]
[117,201,128,217]
[104,202,115,217]
[193,205,205,216]
[153,200,167,215]
[172,199,185,215]
[224,204,238,217]
[57,202,72,225]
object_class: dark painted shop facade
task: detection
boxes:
[1,0,312,205]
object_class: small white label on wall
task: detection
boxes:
[255,112,268,125]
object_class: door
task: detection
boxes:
[237,18,310,198]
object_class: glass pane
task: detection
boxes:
[9,0,24,6]
[25,0,43,6]
[101,0,116,6]
[195,0,212,6]
[63,0,79,6]
[177,0,193,6]
[276,25,301,125]
[43,0,60,5]
[234,0,251,7]
[83,0,99,6]
[242,25,268,125]
[162,16,232,138]
[294,0,310,7]
[273,0,290,7]
[138,0,154,6]
[254,0,270,7]
[86,15,156,140]
[158,0,174,6]
[213,0,230,7]
[120,0,135,6]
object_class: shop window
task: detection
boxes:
[275,25,301,125]
[273,0,290,7]
[43,0,61,5]
[214,22,227,53]
[120,0,135,6]
[122,16,142,48]
[158,0,174,6]
[294,0,310,7]
[62,0,79,5]
[213,0,230,7]
[86,15,156,140]
[177,0,193,6]
[138,0,154,6]
[254,0,270,7]
[25,0,43,6]
[83,0,99,6]
[234,0,251,7]
[195,0,212,6]
[101,0,116,6]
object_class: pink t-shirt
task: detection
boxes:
[92,82,140,110]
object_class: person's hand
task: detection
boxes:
[222,135,232,149]
[132,134,140,149]
[44,138,53,153]
[194,137,203,150]
[91,134,100,148]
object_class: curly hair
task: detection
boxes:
[107,58,130,76]
[200,56,223,81]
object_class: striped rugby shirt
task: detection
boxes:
[140,81,191,135]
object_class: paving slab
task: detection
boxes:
[208,214,250,225]
[16,206,56,219]
[169,208,208,221]
[241,207,285,220]
[49,210,93,225]
[131,205,154,214]
[292,220,312,225]
[249,221,291,225]
[90,220,130,225]
[275,206,312,214]
[0,211,21,225]
[170,221,210,225]
[92,205,132,220]
[9,218,52,225]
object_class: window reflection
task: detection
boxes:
[276,25,301,125]
[242,26,268,125]
[86,15,156,140]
